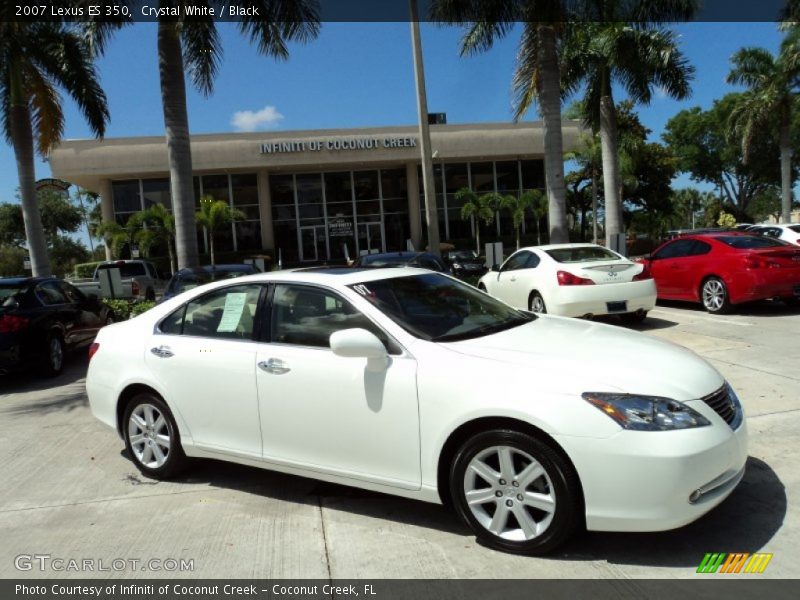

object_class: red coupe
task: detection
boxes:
[639,233,800,313]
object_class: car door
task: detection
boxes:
[491,251,532,308]
[59,281,104,345]
[33,281,81,348]
[255,283,421,489]
[143,283,266,457]
[649,239,697,298]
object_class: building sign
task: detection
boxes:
[260,136,417,154]
[35,178,71,192]
[23,255,31,271]
[328,217,353,238]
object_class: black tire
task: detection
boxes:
[700,277,731,314]
[122,392,187,480]
[528,291,547,314]
[449,429,581,555]
[783,296,799,308]
[43,333,65,377]
[619,311,648,325]
[145,287,156,302]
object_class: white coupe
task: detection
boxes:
[478,243,657,322]
[87,268,746,555]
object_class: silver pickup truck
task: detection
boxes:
[69,260,167,301]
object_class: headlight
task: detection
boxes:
[582,392,711,431]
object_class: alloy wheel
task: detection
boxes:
[702,279,726,312]
[463,445,556,541]
[49,337,63,372]
[128,403,171,469]
[530,293,546,313]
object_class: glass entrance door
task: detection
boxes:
[357,221,383,256]
[299,226,323,262]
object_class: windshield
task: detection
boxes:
[717,235,790,249]
[546,246,622,263]
[348,273,533,342]
[359,254,410,267]
[96,262,147,278]
[171,268,255,293]
[449,250,478,260]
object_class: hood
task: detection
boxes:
[443,316,723,401]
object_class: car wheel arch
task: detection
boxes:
[697,273,727,302]
[435,416,584,516]
[115,384,183,439]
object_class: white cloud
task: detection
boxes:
[230,106,284,132]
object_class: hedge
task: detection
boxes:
[73,261,103,278]
[102,299,156,321]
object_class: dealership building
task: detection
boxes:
[49,121,582,263]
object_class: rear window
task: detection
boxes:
[360,255,410,267]
[96,263,147,278]
[717,236,789,249]
[0,284,26,307]
[545,247,621,263]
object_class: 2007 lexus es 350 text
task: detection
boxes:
[86,268,747,555]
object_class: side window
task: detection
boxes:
[525,253,541,268]
[35,281,69,306]
[653,239,694,260]
[59,282,86,304]
[159,284,262,340]
[270,284,392,351]
[501,252,530,272]
[690,240,712,256]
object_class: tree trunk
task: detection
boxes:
[536,217,541,245]
[779,119,793,224]
[599,79,622,248]
[516,226,520,250]
[475,224,481,257]
[168,239,176,275]
[210,233,216,267]
[8,64,51,277]
[591,166,598,244]
[158,21,199,269]
[537,25,569,244]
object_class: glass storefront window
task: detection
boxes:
[295,174,323,204]
[231,174,258,206]
[270,174,295,205]
[445,163,469,194]
[298,204,325,219]
[353,171,379,200]
[470,162,494,193]
[380,169,406,199]
[326,202,353,219]
[495,161,520,195]
[142,178,171,209]
[356,200,381,216]
[202,174,230,203]
[112,180,141,213]
[324,172,352,203]
[235,221,262,251]
[521,160,545,190]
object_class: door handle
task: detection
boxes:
[510,276,517,282]
[150,345,174,358]
[258,358,291,375]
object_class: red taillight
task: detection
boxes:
[88,343,100,361]
[557,270,595,286]
[0,314,29,333]
[131,280,140,297]
[633,263,652,281]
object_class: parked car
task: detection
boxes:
[0,277,114,376]
[87,268,746,555]
[353,251,450,273]
[639,233,800,313]
[477,244,656,323]
[445,249,487,278]
[70,260,166,301]
[748,224,800,246]
[161,264,260,302]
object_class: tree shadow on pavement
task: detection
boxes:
[0,353,89,396]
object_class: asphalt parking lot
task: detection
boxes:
[0,300,797,580]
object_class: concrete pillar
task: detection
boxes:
[257,170,275,252]
[406,163,422,250]
[98,179,114,261]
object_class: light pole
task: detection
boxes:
[409,0,441,256]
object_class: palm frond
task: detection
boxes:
[239,0,321,60]
[181,17,222,97]
[23,66,64,156]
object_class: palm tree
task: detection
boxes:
[0,20,109,276]
[560,5,696,248]
[195,196,246,266]
[134,203,177,275]
[95,214,141,259]
[457,188,498,254]
[431,0,570,243]
[727,29,800,224]
[500,190,544,250]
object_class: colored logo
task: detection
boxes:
[697,552,773,574]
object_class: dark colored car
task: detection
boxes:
[352,251,450,273]
[0,277,114,376]
[444,249,487,277]
[638,233,800,313]
[161,264,260,302]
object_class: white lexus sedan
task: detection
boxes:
[86,268,746,555]
[478,244,657,322]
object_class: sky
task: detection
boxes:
[0,21,785,226]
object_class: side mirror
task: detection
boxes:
[330,328,389,371]
[491,264,500,272]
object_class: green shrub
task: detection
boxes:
[102,298,133,320]
[73,261,103,278]
[130,301,156,317]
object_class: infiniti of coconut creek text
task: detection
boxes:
[15,583,379,598]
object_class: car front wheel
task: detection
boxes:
[43,333,65,377]
[529,291,547,314]
[701,277,731,314]
[123,393,186,479]
[450,429,581,555]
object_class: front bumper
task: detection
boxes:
[556,405,748,532]
[549,279,657,317]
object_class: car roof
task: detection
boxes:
[193,267,435,288]
[517,243,605,252]
[0,276,50,287]
[175,264,256,275]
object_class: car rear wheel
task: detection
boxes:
[123,393,186,479]
[450,429,581,555]
[529,291,547,314]
[43,334,65,377]
[701,277,731,314]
